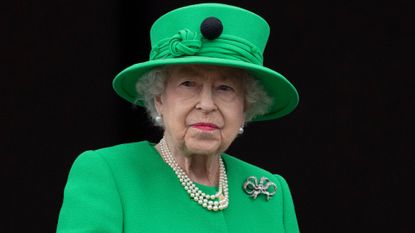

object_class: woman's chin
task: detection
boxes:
[184,139,222,156]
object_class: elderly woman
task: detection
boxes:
[57,3,300,233]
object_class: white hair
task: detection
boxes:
[135,65,272,127]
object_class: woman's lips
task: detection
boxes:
[191,123,220,131]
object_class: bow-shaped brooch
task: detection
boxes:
[243,176,277,201]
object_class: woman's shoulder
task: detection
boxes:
[222,153,288,185]
[92,140,154,154]
[72,140,157,167]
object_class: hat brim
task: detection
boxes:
[113,56,299,121]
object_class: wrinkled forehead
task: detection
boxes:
[167,64,248,82]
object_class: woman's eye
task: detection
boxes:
[217,85,234,92]
[180,81,195,87]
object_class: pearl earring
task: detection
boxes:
[238,127,244,134]
[155,115,162,123]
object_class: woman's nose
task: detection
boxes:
[195,86,217,112]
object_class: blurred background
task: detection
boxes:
[2,0,413,232]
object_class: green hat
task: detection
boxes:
[113,3,299,121]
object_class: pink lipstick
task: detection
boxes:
[191,122,219,131]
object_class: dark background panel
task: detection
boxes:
[2,0,413,232]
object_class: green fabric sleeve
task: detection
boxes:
[275,174,300,233]
[57,151,123,233]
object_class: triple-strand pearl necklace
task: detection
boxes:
[158,137,229,211]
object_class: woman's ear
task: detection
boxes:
[154,95,163,114]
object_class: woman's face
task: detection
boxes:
[155,65,245,156]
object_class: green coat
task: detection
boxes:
[57,141,300,233]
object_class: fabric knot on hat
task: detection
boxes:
[166,29,202,57]
[150,29,201,59]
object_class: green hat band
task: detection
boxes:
[150,29,264,65]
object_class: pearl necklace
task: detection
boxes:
[159,137,229,211]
